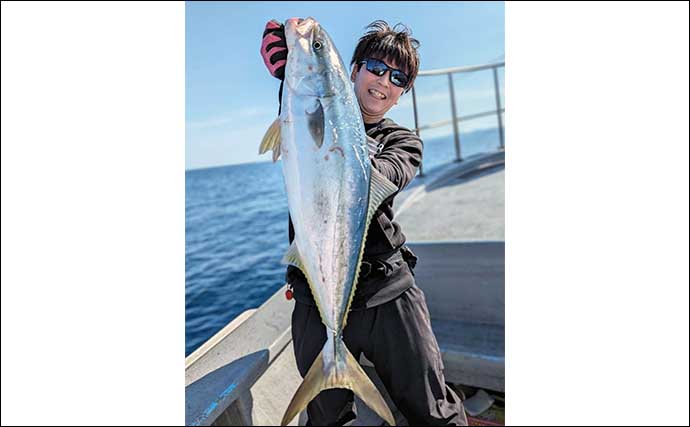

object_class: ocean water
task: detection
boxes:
[185,127,502,356]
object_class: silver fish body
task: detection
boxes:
[281,33,369,335]
[259,17,398,426]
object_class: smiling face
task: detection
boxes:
[351,58,406,124]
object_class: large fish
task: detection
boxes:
[259,17,397,427]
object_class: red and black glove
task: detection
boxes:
[260,19,287,81]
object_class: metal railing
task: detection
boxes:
[411,61,505,176]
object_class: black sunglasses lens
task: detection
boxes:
[367,60,387,76]
[363,59,408,88]
[391,71,408,88]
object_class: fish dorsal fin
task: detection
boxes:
[341,167,399,329]
[367,167,398,221]
[259,118,282,162]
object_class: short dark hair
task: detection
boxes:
[350,20,421,93]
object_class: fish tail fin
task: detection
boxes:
[280,336,395,426]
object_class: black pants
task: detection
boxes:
[291,285,468,426]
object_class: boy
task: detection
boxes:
[261,19,467,426]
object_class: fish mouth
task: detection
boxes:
[283,17,326,97]
[368,88,387,100]
[285,16,318,38]
[284,17,320,59]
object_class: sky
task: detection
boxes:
[186,1,504,170]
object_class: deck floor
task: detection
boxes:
[190,150,507,426]
[396,151,504,242]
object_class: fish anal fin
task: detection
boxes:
[281,241,304,271]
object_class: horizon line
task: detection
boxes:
[186,125,501,172]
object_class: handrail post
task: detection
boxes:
[411,86,424,176]
[408,61,504,171]
[448,73,462,162]
[492,66,504,148]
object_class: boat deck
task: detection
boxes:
[396,150,504,242]
[185,149,506,426]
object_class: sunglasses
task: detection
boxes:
[358,58,410,89]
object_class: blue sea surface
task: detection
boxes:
[185,127,502,356]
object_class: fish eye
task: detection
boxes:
[312,40,323,51]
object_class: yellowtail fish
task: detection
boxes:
[259,16,398,427]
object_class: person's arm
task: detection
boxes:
[368,131,423,194]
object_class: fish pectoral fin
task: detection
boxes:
[280,339,396,426]
[306,98,324,149]
[259,118,282,162]
[281,242,305,272]
[367,167,399,223]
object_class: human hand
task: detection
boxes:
[260,19,287,80]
